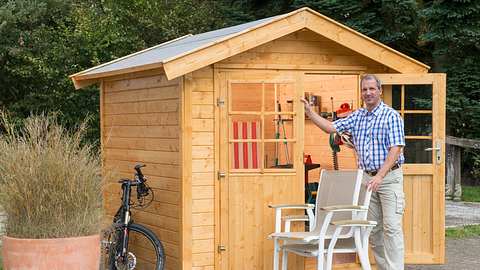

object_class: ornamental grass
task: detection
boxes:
[0,113,103,238]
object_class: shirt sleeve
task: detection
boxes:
[386,111,405,148]
[332,111,357,133]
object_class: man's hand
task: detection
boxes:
[368,175,384,192]
[300,97,311,112]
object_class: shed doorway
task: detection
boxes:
[217,70,304,270]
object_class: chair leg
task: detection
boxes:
[273,238,280,270]
[354,229,371,270]
[281,248,288,270]
[316,243,325,270]
[326,227,342,270]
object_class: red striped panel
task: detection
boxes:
[251,122,258,168]
[233,121,239,169]
[242,122,248,168]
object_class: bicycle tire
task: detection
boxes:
[103,223,165,270]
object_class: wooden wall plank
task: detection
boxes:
[105,113,179,126]
[103,125,179,138]
[103,148,179,165]
[104,74,179,92]
[104,85,179,103]
[192,226,215,240]
[192,132,215,146]
[104,137,179,152]
[191,173,215,187]
[102,71,182,268]
[104,99,179,114]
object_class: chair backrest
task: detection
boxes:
[312,169,363,232]
[356,172,372,220]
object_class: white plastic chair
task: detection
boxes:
[268,169,376,270]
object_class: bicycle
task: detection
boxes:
[102,164,165,270]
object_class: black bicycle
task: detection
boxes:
[102,164,165,270]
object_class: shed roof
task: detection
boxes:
[71,7,430,89]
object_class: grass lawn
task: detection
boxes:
[446,224,480,238]
[462,185,480,202]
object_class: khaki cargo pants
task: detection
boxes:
[367,168,405,270]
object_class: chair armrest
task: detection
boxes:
[330,220,377,227]
[269,203,315,209]
[320,205,368,212]
[283,215,309,221]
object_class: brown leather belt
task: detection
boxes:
[365,164,400,177]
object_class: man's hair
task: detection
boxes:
[361,74,382,90]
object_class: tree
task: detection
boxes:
[421,0,480,181]
[292,0,426,59]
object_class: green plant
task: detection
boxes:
[462,186,480,203]
[446,225,480,239]
[0,112,103,238]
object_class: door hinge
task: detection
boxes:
[217,171,226,180]
[217,98,225,107]
[218,244,227,253]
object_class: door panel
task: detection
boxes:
[218,70,304,270]
[376,73,446,264]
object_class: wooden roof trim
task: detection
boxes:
[303,9,430,73]
[69,34,191,88]
[71,63,165,89]
[162,13,307,79]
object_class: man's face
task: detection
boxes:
[361,79,382,108]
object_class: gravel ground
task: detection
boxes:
[445,200,480,227]
[406,236,480,270]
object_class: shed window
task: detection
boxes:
[229,82,296,172]
[386,84,433,164]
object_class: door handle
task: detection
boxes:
[424,142,442,164]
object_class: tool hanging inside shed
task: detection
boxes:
[274,101,291,168]
[329,99,354,170]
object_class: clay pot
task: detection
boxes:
[1,234,100,270]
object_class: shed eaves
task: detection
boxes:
[78,15,281,76]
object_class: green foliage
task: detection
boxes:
[421,0,480,179]
[0,113,103,238]
[446,224,480,238]
[292,0,425,58]
[462,185,480,202]
[0,0,478,183]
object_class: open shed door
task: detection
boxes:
[375,73,446,264]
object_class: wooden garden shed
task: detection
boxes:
[70,7,446,270]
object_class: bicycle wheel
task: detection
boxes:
[102,223,165,270]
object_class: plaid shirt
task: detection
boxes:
[333,102,405,171]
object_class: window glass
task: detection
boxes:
[404,114,432,136]
[404,85,432,110]
[264,114,294,140]
[404,139,432,164]
[264,142,294,169]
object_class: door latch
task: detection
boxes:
[217,171,226,180]
[218,244,227,253]
[424,141,442,164]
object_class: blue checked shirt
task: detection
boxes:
[333,102,405,171]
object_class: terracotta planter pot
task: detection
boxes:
[1,234,100,270]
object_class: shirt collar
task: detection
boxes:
[362,101,385,117]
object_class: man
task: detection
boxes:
[301,74,405,270]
